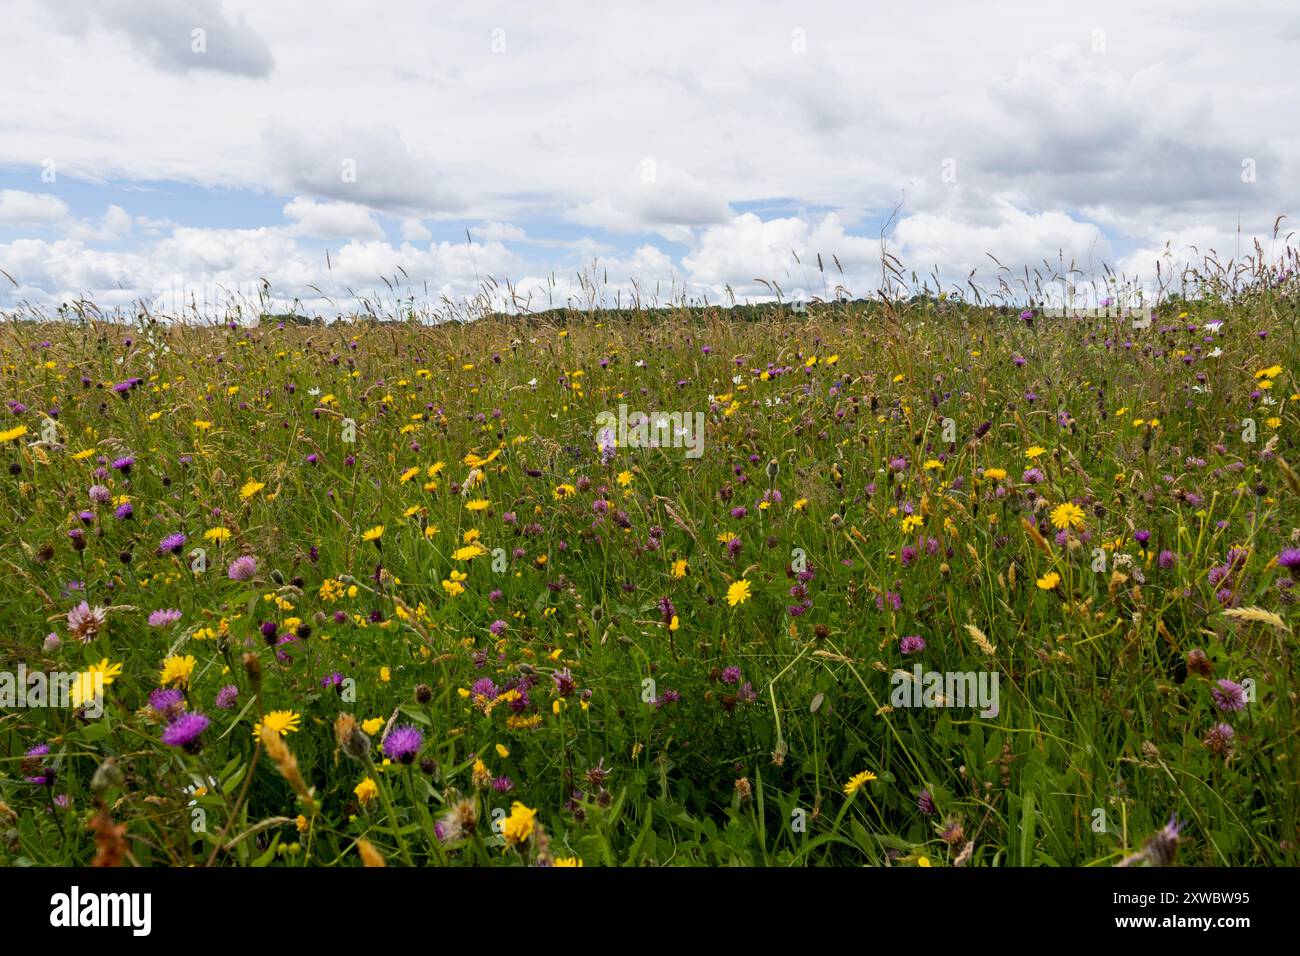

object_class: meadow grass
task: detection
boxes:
[0,278,1297,866]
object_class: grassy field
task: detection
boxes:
[1,275,1297,867]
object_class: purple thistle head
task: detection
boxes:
[1277,548,1300,571]
[382,725,424,764]
[158,532,186,555]
[214,684,239,710]
[149,687,186,719]
[161,712,210,751]
[900,635,926,655]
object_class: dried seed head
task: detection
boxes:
[334,713,371,761]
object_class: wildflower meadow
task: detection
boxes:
[1,254,1297,869]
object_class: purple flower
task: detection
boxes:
[1212,679,1247,712]
[489,619,507,636]
[471,677,499,699]
[918,789,936,815]
[1277,548,1300,571]
[227,555,258,581]
[382,724,424,764]
[161,713,210,750]
[149,688,186,719]
[158,532,186,555]
[214,684,239,710]
[1158,549,1176,569]
[1135,530,1151,546]
[114,502,133,520]
[900,635,926,655]
[148,608,182,628]
[112,456,135,473]
[721,666,742,685]
[552,667,576,697]
[88,484,112,504]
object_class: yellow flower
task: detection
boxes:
[553,856,584,866]
[672,558,688,578]
[501,801,537,846]
[984,467,1007,481]
[1024,446,1046,460]
[553,483,576,500]
[669,615,680,632]
[204,526,231,542]
[354,777,379,805]
[159,654,196,687]
[379,666,391,683]
[923,459,942,471]
[361,717,385,735]
[362,525,385,542]
[901,514,923,533]
[843,770,877,795]
[727,579,752,607]
[1049,502,1085,531]
[794,498,808,512]
[1036,571,1061,590]
[465,498,490,512]
[917,856,932,867]
[453,543,487,561]
[0,425,29,443]
[617,470,634,487]
[253,709,301,738]
[70,658,123,707]
[495,744,510,759]
[239,480,265,499]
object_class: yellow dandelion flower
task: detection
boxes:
[253,710,301,738]
[159,655,196,687]
[843,770,877,795]
[727,579,752,607]
[354,777,379,805]
[1036,571,1061,590]
[1049,502,1085,530]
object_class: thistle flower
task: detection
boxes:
[161,713,210,752]
[382,725,424,764]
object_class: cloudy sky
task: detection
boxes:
[1,0,1296,316]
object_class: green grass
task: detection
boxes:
[1,281,1297,866]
